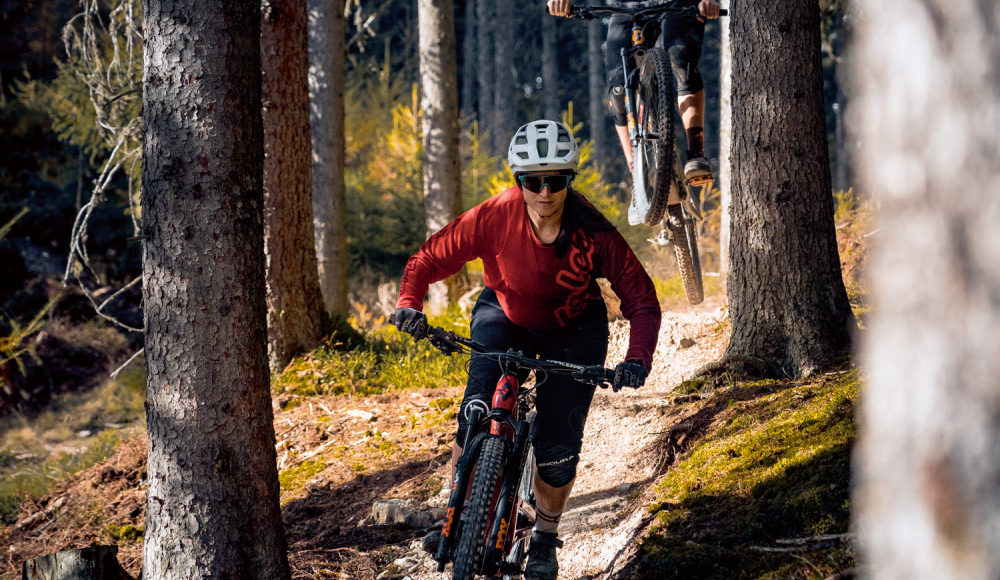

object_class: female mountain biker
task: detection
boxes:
[394,120,661,580]
[547,0,721,186]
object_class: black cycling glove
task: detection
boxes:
[612,360,648,392]
[393,307,428,340]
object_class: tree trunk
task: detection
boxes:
[141,0,290,577]
[261,0,326,373]
[855,2,1000,578]
[718,0,732,276]
[725,0,854,378]
[492,0,515,153]
[461,0,476,116]
[476,0,493,139]
[308,0,349,316]
[588,17,605,166]
[542,13,559,122]
[418,0,464,313]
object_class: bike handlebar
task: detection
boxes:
[389,314,616,387]
[549,4,728,20]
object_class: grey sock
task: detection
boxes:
[533,504,562,534]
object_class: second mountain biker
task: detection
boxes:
[548,0,721,185]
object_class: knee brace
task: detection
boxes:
[667,45,704,96]
[533,442,580,488]
[608,85,628,127]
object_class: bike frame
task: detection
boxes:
[435,352,534,577]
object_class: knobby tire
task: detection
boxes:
[453,437,506,580]
[633,48,676,226]
[668,204,704,305]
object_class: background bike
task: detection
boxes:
[392,316,614,580]
[563,4,728,306]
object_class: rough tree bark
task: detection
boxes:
[141,0,290,578]
[307,0,349,316]
[418,0,463,312]
[542,13,559,122]
[588,17,605,165]
[461,1,476,116]
[718,0,732,276]
[855,2,1000,579]
[476,0,493,136]
[725,0,854,377]
[492,0,516,152]
[261,0,326,373]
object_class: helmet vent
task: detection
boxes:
[557,148,571,157]
[515,136,528,145]
[536,139,549,157]
[557,131,571,143]
[517,152,529,159]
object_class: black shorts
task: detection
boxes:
[605,9,705,124]
[455,288,609,458]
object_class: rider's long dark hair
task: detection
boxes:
[555,187,616,259]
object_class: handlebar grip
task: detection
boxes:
[719,8,728,16]
[604,368,616,383]
[388,313,396,325]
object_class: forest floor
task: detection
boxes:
[0,293,859,580]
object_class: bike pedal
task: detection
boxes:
[686,175,714,187]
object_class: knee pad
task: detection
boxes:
[533,442,579,488]
[607,85,628,127]
[667,45,704,96]
[455,395,491,445]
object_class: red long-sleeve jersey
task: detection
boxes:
[396,187,661,369]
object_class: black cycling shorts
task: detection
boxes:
[455,287,609,463]
[605,8,706,125]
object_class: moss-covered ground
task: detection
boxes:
[631,369,860,579]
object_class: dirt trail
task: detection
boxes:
[403,299,729,580]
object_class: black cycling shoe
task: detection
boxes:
[523,531,563,580]
[420,526,442,554]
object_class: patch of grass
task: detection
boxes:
[676,377,713,395]
[105,523,144,543]
[636,372,860,579]
[274,311,470,398]
[279,460,326,495]
[0,429,125,524]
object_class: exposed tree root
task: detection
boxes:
[692,354,771,379]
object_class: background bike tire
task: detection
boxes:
[668,204,704,305]
[453,437,506,580]
[635,48,677,226]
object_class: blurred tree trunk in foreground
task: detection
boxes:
[261,0,326,373]
[542,13,560,122]
[588,18,605,166]
[141,0,290,577]
[418,0,463,312]
[308,0,349,316]
[725,0,854,377]
[855,2,1000,579]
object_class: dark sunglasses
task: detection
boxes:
[517,173,574,193]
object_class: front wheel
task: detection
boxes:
[631,48,677,226]
[453,437,507,580]
[667,204,704,305]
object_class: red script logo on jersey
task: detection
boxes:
[554,232,595,325]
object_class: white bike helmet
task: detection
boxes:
[507,120,579,173]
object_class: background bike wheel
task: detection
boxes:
[453,437,506,580]
[632,48,677,226]
[668,204,704,305]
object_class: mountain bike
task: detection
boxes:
[401,318,614,579]
[563,3,727,305]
